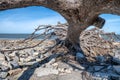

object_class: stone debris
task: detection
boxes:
[8,68,22,76]
[0,72,8,79]
[76,52,85,61]
[0,53,5,61]
[0,27,120,80]
[113,66,120,74]
[35,68,59,77]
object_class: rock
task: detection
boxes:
[112,57,120,64]
[24,49,34,56]
[65,69,72,73]
[33,52,39,56]
[0,65,9,71]
[96,56,106,63]
[20,56,35,62]
[0,53,5,61]
[57,62,72,69]
[76,52,85,62]
[4,54,11,62]
[39,54,44,58]
[8,68,22,76]
[19,53,29,58]
[113,66,120,74]
[30,49,35,54]
[35,58,42,62]
[110,76,120,80]
[1,61,8,67]
[113,49,120,58]
[93,66,105,71]
[0,72,8,79]
[52,63,58,68]
[58,68,65,73]
[10,61,19,69]
[58,71,83,80]
[20,58,24,62]
[48,58,56,64]
[44,59,56,68]
[92,72,109,79]
[9,52,19,62]
[8,68,27,80]
[13,56,19,62]
[9,52,16,57]
[43,52,51,57]
[37,74,58,80]
[38,71,84,80]
[35,68,59,77]
[24,56,34,62]
[7,62,12,70]
[58,68,72,74]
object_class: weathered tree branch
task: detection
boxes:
[1,0,120,54]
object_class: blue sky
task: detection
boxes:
[0,6,120,34]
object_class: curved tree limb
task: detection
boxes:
[1,0,120,53]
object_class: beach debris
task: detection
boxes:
[0,23,120,79]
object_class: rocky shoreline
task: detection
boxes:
[0,39,120,80]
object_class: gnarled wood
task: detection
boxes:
[0,0,120,52]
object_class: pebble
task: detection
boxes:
[0,53,5,61]
[76,52,85,62]
[92,72,109,79]
[0,72,8,79]
[24,56,34,62]
[0,65,9,71]
[44,52,51,57]
[58,71,83,80]
[19,53,29,58]
[1,61,8,67]
[10,61,19,69]
[96,56,106,63]
[94,66,104,71]
[19,58,24,62]
[8,68,22,76]
[33,52,39,56]
[4,54,11,62]
[113,66,120,74]
[65,69,72,73]
[35,68,59,77]
[52,63,58,67]
[48,58,56,64]
[57,62,72,69]
[9,52,16,57]
[13,56,19,62]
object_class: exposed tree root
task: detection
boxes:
[1,23,120,65]
[80,27,120,62]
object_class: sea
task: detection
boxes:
[0,34,120,42]
[0,34,57,40]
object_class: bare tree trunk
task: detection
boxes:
[65,22,85,51]
[0,0,120,53]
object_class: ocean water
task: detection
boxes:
[0,34,120,41]
[0,34,44,39]
[0,34,57,40]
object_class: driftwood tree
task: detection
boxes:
[0,0,120,52]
